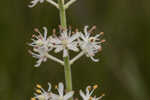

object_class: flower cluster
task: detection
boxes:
[29,26,105,67]
[31,82,104,100]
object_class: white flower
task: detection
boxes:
[90,95,104,100]
[28,0,45,8]
[31,83,52,100]
[51,82,74,100]
[80,85,104,100]
[79,26,105,62]
[29,27,52,67]
[50,29,80,57]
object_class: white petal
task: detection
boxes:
[63,49,68,57]
[84,26,88,36]
[69,33,80,42]
[35,58,43,67]
[54,45,64,53]
[90,56,99,62]
[86,86,91,96]
[48,82,51,92]
[64,91,74,100]
[58,82,64,96]
[51,93,59,100]
[43,27,48,40]
[67,42,79,52]
[80,90,86,99]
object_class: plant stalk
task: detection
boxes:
[58,0,73,99]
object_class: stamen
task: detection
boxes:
[88,25,96,33]
[98,47,102,52]
[69,25,72,30]
[32,34,36,38]
[59,25,66,31]
[34,28,40,33]
[52,29,56,37]
[88,87,91,91]
[36,84,42,89]
[36,89,42,94]
[93,84,98,89]
[52,29,56,34]
[89,96,92,100]
[100,32,104,35]
[100,39,106,43]
[101,93,105,97]
[59,25,63,31]
[75,28,79,32]
[55,85,58,89]
[31,97,36,100]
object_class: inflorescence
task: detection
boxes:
[28,0,106,100]
[31,82,105,100]
[28,26,105,67]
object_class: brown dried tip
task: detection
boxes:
[69,25,72,30]
[101,39,106,43]
[32,34,36,38]
[98,47,102,52]
[34,28,39,33]
[74,98,78,100]
[52,29,56,34]
[75,28,79,32]
[58,25,63,30]
[72,31,75,34]
[88,25,96,33]
[58,25,66,31]
[100,32,104,35]
[28,50,32,55]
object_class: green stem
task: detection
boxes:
[58,0,67,28]
[58,0,73,99]
[64,56,73,92]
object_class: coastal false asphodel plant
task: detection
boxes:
[28,0,105,100]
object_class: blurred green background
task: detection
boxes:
[0,0,150,100]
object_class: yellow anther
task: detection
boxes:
[88,87,91,91]
[31,97,36,100]
[36,89,42,94]
[55,85,58,89]
[89,96,92,100]
[101,93,105,97]
[36,84,42,89]
[93,84,98,89]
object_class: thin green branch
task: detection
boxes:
[65,0,77,9]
